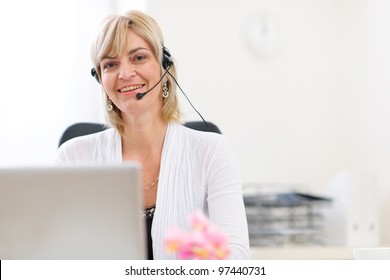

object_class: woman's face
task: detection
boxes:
[100,29,162,117]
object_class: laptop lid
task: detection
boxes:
[0,163,146,260]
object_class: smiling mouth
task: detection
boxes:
[118,84,143,93]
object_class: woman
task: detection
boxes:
[57,10,249,259]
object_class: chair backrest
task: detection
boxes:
[58,122,108,147]
[58,121,221,147]
[183,121,222,134]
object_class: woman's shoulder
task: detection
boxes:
[173,122,223,140]
[56,128,119,163]
[171,122,230,152]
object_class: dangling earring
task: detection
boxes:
[162,83,169,98]
[107,99,113,111]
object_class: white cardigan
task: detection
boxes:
[56,122,250,259]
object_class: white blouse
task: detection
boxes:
[56,122,250,259]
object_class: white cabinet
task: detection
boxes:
[323,172,380,247]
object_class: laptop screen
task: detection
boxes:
[0,163,146,260]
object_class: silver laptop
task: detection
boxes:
[0,163,146,260]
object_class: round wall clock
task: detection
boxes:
[242,10,280,58]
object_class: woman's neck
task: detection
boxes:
[121,117,168,158]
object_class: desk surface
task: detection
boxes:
[250,246,354,260]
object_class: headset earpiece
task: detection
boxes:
[91,68,100,83]
[162,46,173,70]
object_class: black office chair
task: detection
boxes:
[183,121,222,134]
[58,122,109,147]
[58,121,221,147]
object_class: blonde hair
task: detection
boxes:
[91,10,181,133]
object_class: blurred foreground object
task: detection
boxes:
[165,210,230,259]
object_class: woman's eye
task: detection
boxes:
[103,62,116,69]
[133,55,146,62]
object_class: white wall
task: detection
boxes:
[0,0,146,166]
[148,0,368,186]
[148,0,390,243]
[0,0,109,166]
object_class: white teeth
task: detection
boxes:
[119,85,142,92]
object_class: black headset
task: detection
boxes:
[161,46,173,70]
[91,46,172,84]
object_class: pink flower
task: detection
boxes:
[165,227,186,253]
[190,209,211,231]
[164,210,231,260]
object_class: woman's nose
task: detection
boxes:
[118,63,136,80]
